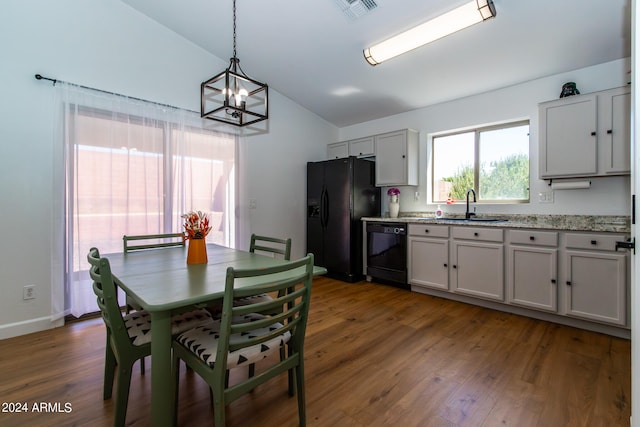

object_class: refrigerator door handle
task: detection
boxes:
[321,188,329,228]
[319,189,325,227]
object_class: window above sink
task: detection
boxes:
[431,120,530,204]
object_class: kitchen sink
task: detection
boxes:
[441,217,507,222]
[414,217,508,223]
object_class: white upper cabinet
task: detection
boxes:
[327,129,419,186]
[327,141,348,159]
[539,93,597,178]
[601,87,631,174]
[374,129,419,186]
[539,86,630,179]
[348,136,375,158]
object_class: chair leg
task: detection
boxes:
[140,357,145,375]
[248,363,255,378]
[103,338,116,400]
[172,354,180,426]
[284,345,294,396]
[114,360,134,427]
[213,393,225,427]
[295,363,306,427]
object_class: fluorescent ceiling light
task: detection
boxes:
[364,0,496,66]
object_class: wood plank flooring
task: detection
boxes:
[0,277,631,426]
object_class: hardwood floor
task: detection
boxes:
[0,277,631,426]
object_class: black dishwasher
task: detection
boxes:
[366,222,408,289]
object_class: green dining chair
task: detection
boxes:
[232,234,293,377]
[123,232,186,252]
[122,232,189,374]
[249,234,291,259]
[172,253,314,427]
[87,247,211,427]
[231,234,292,309]
[122,232,186,313]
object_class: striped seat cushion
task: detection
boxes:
[124,308,212,346]
[175,313,291,368]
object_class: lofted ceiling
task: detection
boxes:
[119,0,631,128]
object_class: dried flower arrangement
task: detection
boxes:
[181,210,212,240]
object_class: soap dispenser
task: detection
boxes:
[435,204,443,219]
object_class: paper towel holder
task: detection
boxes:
[547,179,591,190]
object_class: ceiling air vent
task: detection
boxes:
[334,0,378,20]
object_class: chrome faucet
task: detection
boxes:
[465,189,477,219]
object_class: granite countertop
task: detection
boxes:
[361,213,631,233]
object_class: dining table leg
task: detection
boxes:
[150,310,174,427]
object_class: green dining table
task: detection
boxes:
[104,243,326,427]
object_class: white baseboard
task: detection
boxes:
[0,316,65,340]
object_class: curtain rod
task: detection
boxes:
[34,73,199,114]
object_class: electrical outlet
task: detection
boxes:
[538,191,554,203]
[23,285,35,300]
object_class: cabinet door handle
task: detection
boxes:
[474,232,479,237]
[424,229,429,233]
[529,236,535,241]
[402,155,406,158]
[551,279,556,284]
[566,281,572,286]
[444,263,448,268]
[591,240,597,245]
[591,131,596,136]
[607,129,613,134]
[453,265,457,269]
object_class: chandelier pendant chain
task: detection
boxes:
[232,0,237,60]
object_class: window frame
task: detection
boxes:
[430,120,530,204]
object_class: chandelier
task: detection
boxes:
[201,0,269,127]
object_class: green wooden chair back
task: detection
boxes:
[122,233,185,313]
[123,233,185,253]
[173,253,314,426]
[88,247,149,357]
[249,234,292,260]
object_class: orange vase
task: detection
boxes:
[186,238,208,264]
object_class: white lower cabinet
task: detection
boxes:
[408,224,449,290]
[564,232,628,326]
[406,223,630,334]
[507,230,558,312]
[451,227,504,301]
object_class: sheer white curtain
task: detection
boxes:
[51,83,241,317]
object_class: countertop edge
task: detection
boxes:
[361,214,630,234]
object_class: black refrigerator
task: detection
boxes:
[307,156,380,282]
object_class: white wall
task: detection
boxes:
[339,58,632,217]
[0,0,335,339]
[243,91,335,258]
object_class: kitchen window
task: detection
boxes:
[431,121,530,203]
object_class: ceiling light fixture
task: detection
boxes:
[201,0,268,126]
[363,0,496,66]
